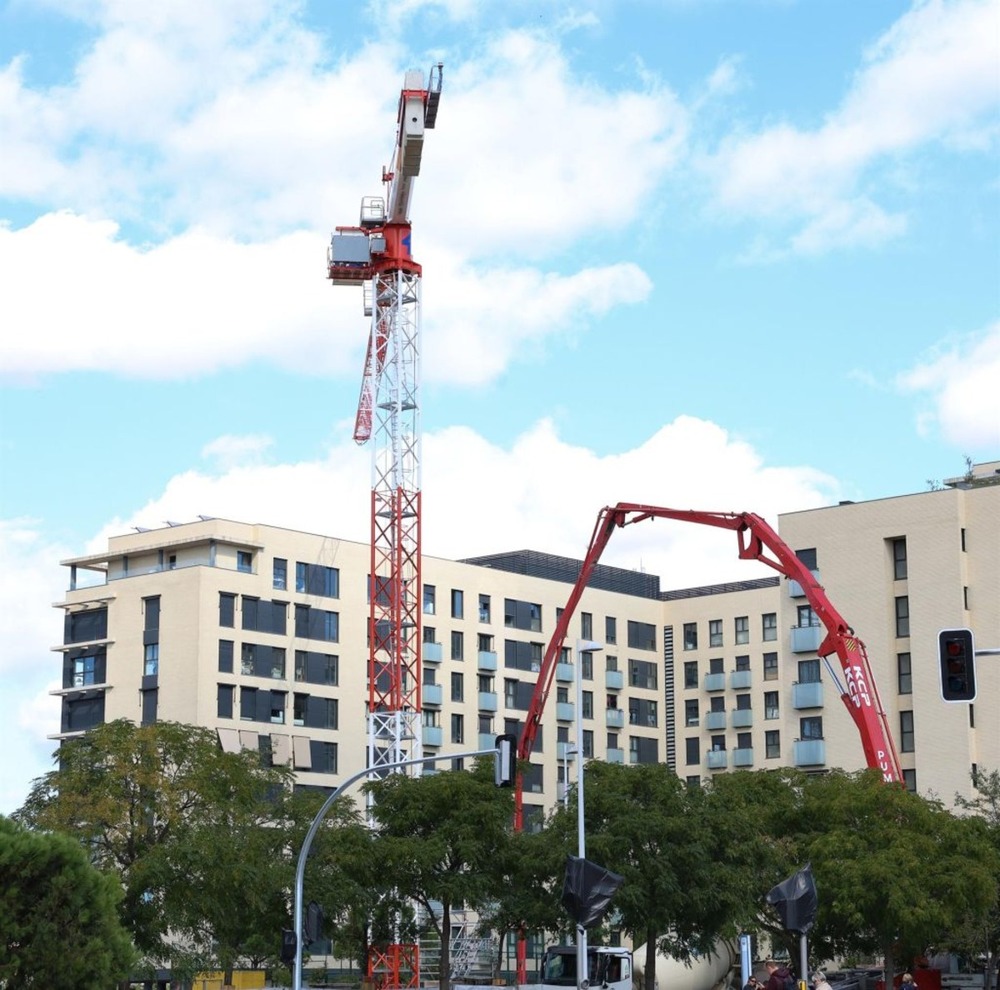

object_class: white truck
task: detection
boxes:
[541,945,633,990]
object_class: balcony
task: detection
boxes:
[605,708,625,729]
[423,725,443,747]
[703,672,726,692]
[478,732,495,751]
[730,670,752,690]
[792,681,824,709]
[788,570,821,598]
[606,748,625,764]
[557,741,577,761]
[556,701,575,721]
[422,683,443,706]
[731,709,754,729]
[790,624,823,653]
[793,739,826,766]
[705,711,727,731]
[732,747,754,767]
[477,650,497,671]
[706,750,727,770]
[423,641,443,663]
[556,663,574,682]
[605,669,624,690]
[478,691,498,713]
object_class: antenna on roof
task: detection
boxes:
[132,526,151,533]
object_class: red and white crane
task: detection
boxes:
[328,64,443,781]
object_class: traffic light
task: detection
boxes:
[280,928,297,966]
[495,733,517,787]
[939,628,976,703]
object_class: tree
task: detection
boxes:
[366,759,516,990]
[0,815,136,988]
[950,768,1000,990]
[549,761,762,990]
[797,770,998,981]
[14,719,296,979]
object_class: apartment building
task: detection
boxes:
[54,462,999,810]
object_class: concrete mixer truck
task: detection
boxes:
[541,944,633,990]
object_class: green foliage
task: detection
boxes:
[0,815,136,988]
[13,719,297,974]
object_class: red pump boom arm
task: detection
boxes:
[513,502,902,829]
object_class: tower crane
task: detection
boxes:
[328,65,442,787]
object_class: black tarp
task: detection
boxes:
[560,855,624,928]
[765,864,818,933]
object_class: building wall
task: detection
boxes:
[55,470,999,811]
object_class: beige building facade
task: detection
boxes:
[54,462,999,810]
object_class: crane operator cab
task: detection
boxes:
[541,945,632,990]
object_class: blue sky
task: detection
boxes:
[1,0,997,812]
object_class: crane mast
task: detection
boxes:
[327,65,442,785]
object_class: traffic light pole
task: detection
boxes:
[292,740,515,990]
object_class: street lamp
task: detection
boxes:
[561,745,578,808]
[576,638,603,990]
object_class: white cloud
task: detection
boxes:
[703,0,999,254]
[201,433,274,469]
[0,520,67,814]
[896,321,1000,449]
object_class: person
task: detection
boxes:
[901,974,918,990]
[744,976,765,990]
[765,959,795,990]
[813,972,833,990]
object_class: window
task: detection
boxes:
[294,651,339,686]
[505,598,542,632]
[607,731,618,750]
[630,736,658,764]
[605,616,617,644]
[735,655,750,671]
[582,730,594,758]
[294,605,339,642]
[685,737,700,766]
[797,659,821,684]
[902,768,917,792]
[581,612,593,640]
[628,659,657,690]
[423,584,436,615]
[236,550,253,573]
[451,630,464,661]
[140,688,157,725]
[219,593,236,628]
[685,699,699,727]
[711,735,726,752]
[895,596,910,638]
[800,716,823,739]
[65,607,108,644]
[765,730,780,759]
[310,741,338,774]
[478,674,493,694]
[797,604,818,628]
[736,694,751,712]
[581,651,594,680]
[961,527,967,552]
[296,563,339,598]
[764,691,779,719]
[451,713,464,744]
[293,695,338,730]
[144,643,159,676]
[683,623,697,651]
[709,657,724,675]
[737,732,752,750]
[762,612,777,641]
[796,547,818,570]
[890,537,907,580]
[894,652,911,694]
[242,597,288,635]
[217,684,234,719]
[606,655,618,672]
[629,698,658,727]
[627,620,656,651]
[734,616,749,645]
[709,620,723,648]
[684,661,698,689]
[479,594,491,623]
[900,710,915,752]
[763,652,778,681]
[504,639,544,673]
[451,672,464,702]
[72,654,97,687]
[478,632,494,653]
[709,696,724,714]
[218,640,234,673]
[423,625,436,644]
[273,558,287,590]
[451,589,464,620]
